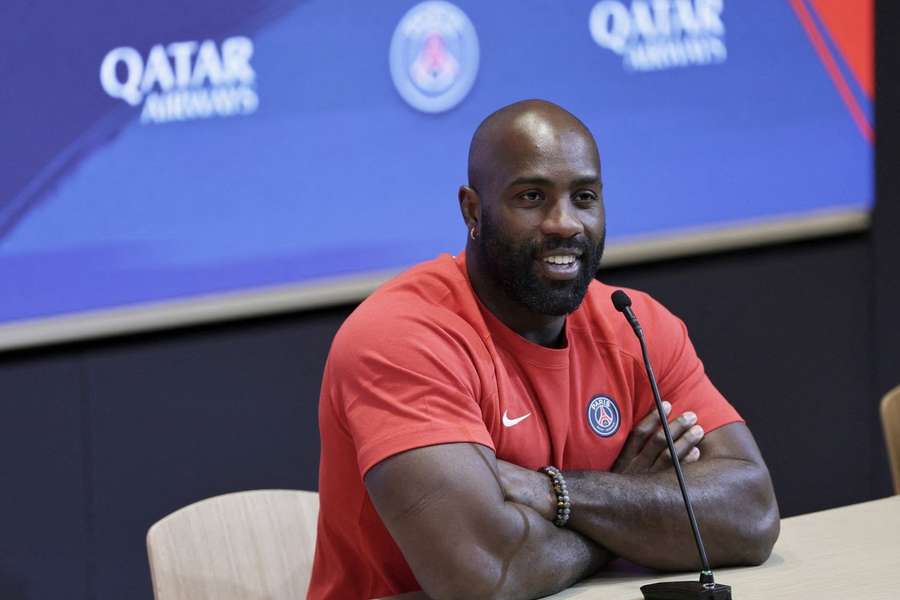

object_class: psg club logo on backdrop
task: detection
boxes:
[587,394,621,437]
[389,1,479,113]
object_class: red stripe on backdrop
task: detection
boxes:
[788,0,874,143]
[809,0,874,98]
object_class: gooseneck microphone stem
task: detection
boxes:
[611,290,731,599]
[632,318,713,579]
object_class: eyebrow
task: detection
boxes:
[507,175,603,189]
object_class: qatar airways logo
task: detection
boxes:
[99,36,258,125]
[589,0,727,72]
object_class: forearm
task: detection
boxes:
[565,458,779,570]
[433,500,609,600]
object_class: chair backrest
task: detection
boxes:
[881,385,900,495]
[147,489,319,600]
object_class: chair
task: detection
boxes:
[147,489,319,600]
[881,385,900,495]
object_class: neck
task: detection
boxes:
[466,246,567,348]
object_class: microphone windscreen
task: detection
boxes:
[611,290,632,312]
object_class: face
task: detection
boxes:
[474,125,605,316]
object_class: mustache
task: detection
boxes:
[531,236,594,255]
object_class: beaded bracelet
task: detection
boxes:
[539,465,571,527]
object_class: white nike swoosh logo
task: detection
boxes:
[502,410,532,427]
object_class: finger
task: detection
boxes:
[614,401,671,469]
[683,447,701,464]
[668,446,701,468]
[651,424,704,471]
[666,412,699,453]
[637,411,698,470]
[614,402,670,469]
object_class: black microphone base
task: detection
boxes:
[641,581,732,599]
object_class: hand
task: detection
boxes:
[612,402,704,475]
[495,459,558,522]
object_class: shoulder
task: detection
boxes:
[575,280,689,358]
[576,281,735,426]
[582,280,677,321]
[322,255,496,423]
[329,254,489,367]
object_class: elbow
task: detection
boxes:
[709,464,780,567]
[735,475,781,566]
[415,545,512,600]
[741,502,780,566]
[751,493,781,565]
[415,504,547,600]
[710,504,779,568]
[424,581,502,600]
[420,575,490,600]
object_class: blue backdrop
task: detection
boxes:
[0,0,872,327]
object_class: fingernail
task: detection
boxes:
[663,401,671,413]
[682,412,697,425]
[691,425,704,437]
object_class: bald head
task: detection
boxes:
[467,99,600,197]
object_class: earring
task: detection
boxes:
[469,226,478,240]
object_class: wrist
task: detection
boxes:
[537,472,559,521]
[539,466,572,527]
[520,468,558,522]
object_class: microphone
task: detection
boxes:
[611,290,731,600]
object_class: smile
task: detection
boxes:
[543,255,577,265]
[537,254,581,281]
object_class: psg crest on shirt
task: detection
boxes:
[389,1,480,113]
[587,394,621,437]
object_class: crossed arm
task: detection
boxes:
[364,407,779,600]
[366,442,607,600]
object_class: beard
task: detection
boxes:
[476,211,605,316]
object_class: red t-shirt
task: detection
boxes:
[308,253,741,600]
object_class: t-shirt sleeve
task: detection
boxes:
[640,297,743,433]
[324,307,495,478]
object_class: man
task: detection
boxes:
[308,100,779,600]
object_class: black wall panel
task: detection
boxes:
[83,314,342,599]
[874,0,900,400]
[0,358,89,600]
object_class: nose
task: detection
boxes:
[540,197,583,239]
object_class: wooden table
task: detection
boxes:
[383,495,900,599]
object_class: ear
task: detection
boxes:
[458,185,481,233]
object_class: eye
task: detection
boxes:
[518,190,543,205]
[573,191,598,207]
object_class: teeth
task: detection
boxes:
[544,255,577,265]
